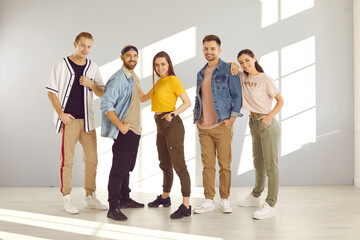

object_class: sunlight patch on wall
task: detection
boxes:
[281,36,315,76]
[281,65,316,119]
[260,50,279,80]
[281,108,316,156]
[260,0,314,28]
[95,127,113,189]
[139,27,196,79]
[280,36,316,156]
[260,0,278,28]
[99,58,122,85]
[237,123,253,175]
[281,0,314,20]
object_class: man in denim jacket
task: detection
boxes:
[100,45,146,221]
[193,35,242,214]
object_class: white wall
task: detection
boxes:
[354,0,360,188]
[0,0,354,188]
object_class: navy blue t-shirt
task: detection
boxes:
[64,57,86,119]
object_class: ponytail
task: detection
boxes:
[237,49,264,75]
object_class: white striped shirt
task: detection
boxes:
[46,57,104,133]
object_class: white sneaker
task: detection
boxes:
[85,192,108,211]
[63,194,79,214]
[219,198,232,214]
[253,202,276,220]
[238,193,263,207]
[193,199,216,214]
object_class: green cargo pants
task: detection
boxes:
[249,114,280,207]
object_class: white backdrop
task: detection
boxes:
[0,0,354,189]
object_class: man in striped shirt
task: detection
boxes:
[46,32,107,214]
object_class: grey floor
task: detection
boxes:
[1,186,360,240]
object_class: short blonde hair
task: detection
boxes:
[75,32,93,43]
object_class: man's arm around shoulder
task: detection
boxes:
[228,73,242,117]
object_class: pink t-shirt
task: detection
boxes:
[239,71,279,114]
[197,65,220,130]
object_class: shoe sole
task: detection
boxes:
[170,214,191,219]
[107,215,127,221]
[119,205,144,209]
[253,213,276,220]
[64,209,79,214]
[238,204,263,207]
[193,207,216,214]
[220,209,233,214]
[238,201,263,207]
[148,203,171,208]
[85,205,108,211]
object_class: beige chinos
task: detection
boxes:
[197,124,233,200]
[60,119,98,196]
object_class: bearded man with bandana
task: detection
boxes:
[101,45,148,221]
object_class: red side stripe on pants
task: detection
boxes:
[60,124,65,194]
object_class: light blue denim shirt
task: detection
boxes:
[193,58,243,123]
[100,65,136,139]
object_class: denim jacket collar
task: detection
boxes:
[121,64,140,88]
[121,65,133,79]
[200,58,225,76]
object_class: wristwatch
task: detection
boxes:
[170,113,175,118]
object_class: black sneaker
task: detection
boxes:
[148,195,171,207]
[107,207,127,221]
[119,198,145,209]
[170,204,191,219]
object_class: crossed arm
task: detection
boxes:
[79,76,104,97]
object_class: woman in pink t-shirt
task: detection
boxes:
[237,49,284,220]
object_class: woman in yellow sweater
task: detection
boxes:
[141,51,192,219]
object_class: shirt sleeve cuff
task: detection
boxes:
[105,107,115,114]
[231,111,243,117]
[45,87,58,94]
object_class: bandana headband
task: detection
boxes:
[121,45,139,55]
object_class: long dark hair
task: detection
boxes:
[237,49,264,75]
[152,51,176,94]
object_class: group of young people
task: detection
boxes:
[46,32,284,222]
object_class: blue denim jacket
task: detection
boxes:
[100,66,135,139]
[193,59,242,123]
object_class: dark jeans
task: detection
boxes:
[108,130,140,209]
[155,113,191,197]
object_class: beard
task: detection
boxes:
[124,61,137,70]
[205,55,217,62]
